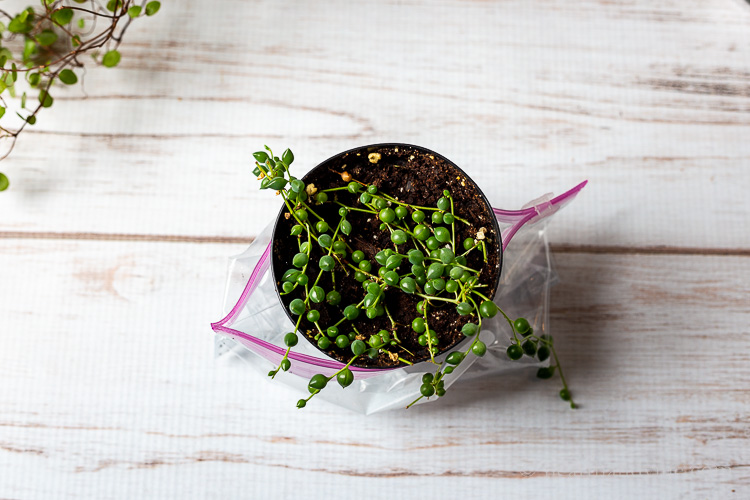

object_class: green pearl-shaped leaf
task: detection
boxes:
[310,286,325,303]
[284,332,298,347]
[385,255,402,270]
[290,178,304,193]
[253,151,269,164]
[439,247,455,264]
[319,255,335,271]
[426,263,444,280]
[266,177,287,190]
[446,351,465,365]
[399,277,416,294]
[292,252,308,268]
[337,368,354,388]
[461,322,478,336]
[434,227,450,243]
[282,148,294,165]
[351,339,365,356]
[308,374,328,391]
[289,298,305,316]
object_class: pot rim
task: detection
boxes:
[270,143,503,368]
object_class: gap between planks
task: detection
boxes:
[0,231,748,257]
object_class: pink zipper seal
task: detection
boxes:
[211,180,587,378]
[496,180,588,251]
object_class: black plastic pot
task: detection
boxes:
[270,143,503,368]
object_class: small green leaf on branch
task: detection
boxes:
[145,1,161,16]
[102,50,121,68]
[58,70,78,85]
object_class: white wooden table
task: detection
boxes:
[2,0,749,498]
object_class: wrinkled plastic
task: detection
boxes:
[211,181,586,414]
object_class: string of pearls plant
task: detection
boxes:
[254,146,576,409]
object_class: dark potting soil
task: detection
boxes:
[272,144,501,368]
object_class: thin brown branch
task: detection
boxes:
[0,0,152,164]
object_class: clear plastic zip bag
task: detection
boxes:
[211,181,586,414]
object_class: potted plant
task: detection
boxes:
[252,143,574,409]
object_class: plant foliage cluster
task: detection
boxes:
[254,146,575,409]
[0,0,161,191]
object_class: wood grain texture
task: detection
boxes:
[1,0,749,497]
[0,240,749,498]
[0,0,749,248]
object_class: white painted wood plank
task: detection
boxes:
[0,462,744,499]
[0,239,748,497]
[1,0,749,247]
[3,131,749,250]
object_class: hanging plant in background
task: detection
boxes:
[0,0,161,192]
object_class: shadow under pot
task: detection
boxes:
[271,143,502,369]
